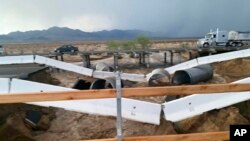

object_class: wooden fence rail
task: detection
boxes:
[82,131,229,141]
[0,83,245,141]
[0,83,250,104]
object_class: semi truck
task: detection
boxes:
[197,29,250,47]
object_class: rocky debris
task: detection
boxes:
[0,104,55,141]
[36,115,51,130]
[0,114,34,141]
[25,111,51,131]
[175,107,249,133]
[25,111,43,129]
[234,100,250,121]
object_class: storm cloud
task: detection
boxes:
[0,0,250,37]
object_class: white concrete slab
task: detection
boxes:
[0,55,34,65]
[35,55,93,76]
[163,77,250,122]
[0,78,161,125]
[31,98,161,125]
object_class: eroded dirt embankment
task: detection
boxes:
[1,56,250,141]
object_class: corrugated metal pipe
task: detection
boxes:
[147,69,171,86]
[172,64,213,85]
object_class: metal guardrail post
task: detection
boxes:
[115,71,123,141]
[114,53,119,71]
[8,78,12,93]
[146,52,150,68]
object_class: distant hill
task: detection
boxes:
[0,27,152,43]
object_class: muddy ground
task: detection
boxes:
[0,41,250,141]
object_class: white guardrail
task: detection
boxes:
[1,49,250,123]
[0,55,146,82]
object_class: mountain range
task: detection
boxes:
[0,27,152,43]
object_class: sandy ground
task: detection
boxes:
[2,40,196,54]
[33,58,250,141]
[34,55,250,141]
[1,41,250,141]
[33,110,176,141]
[213,58,250,82]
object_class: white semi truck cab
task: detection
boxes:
[197,29,250,48]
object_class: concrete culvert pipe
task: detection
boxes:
[90,77,123,89]
[95,62,114,72]
[172,64,213,85]
[147,69,171,86]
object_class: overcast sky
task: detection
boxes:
[1,0,250,37]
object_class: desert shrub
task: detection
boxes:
[106,36,152,50]
[121,40,136,50]
[106,41,121,50]
[135,36,151,49]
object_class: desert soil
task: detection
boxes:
[0,40,249,141]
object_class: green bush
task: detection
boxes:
[121,40,136,50]
[106,36,151,50]
[106,41,121,50]
[135,36,151,49]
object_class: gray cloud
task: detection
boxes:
[1,0,250,37]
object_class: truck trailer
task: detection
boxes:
[197,29,250,47]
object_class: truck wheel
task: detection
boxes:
[203,43,209,48]
[237,42,243,47]
[231,42,236,47]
